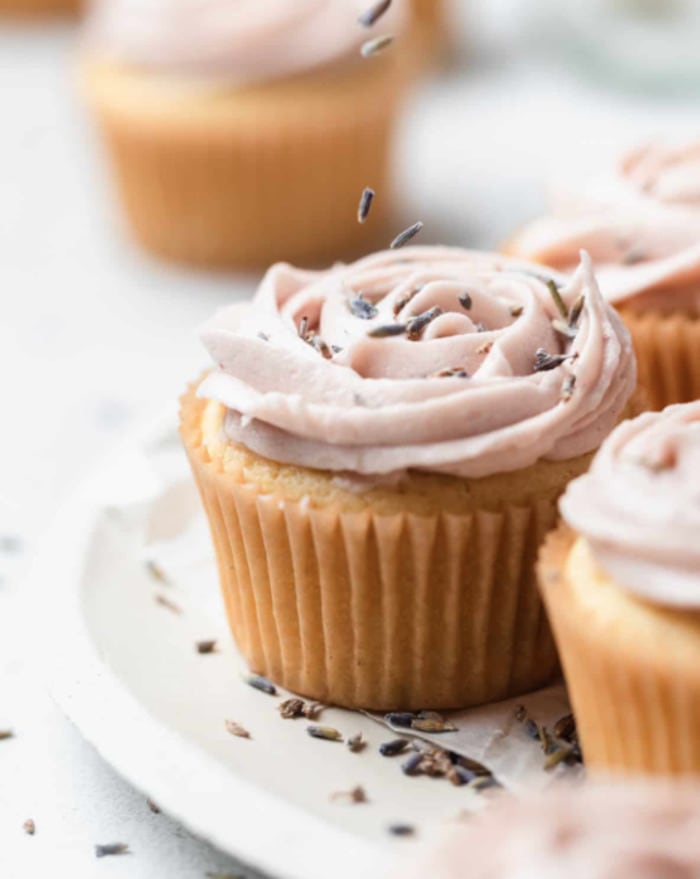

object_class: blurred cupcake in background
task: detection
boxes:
[409,0,448,66]
[79,0,409,269]
[400,783,700,878]
[0,0,81,15]
[507,143,700,410]
[539,402,700,775]
[180,246,636,710]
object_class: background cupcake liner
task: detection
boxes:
[539,528,700,775]
[618,307,700,410]
[0,0,79,13]
[81,57,405,269]
[409,0,448,66]
[179,390,589,711]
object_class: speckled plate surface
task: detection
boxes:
[35,419,502,879]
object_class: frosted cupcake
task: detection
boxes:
[508,143,700,410]
[402,784,700,878]
[539,402,700,775]
[80,0,407,268]
[180,246,636,710]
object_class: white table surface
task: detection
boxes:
[2,2,699,876]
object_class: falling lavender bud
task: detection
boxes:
[357,187,375,224]
[358,0,392,27]
[360,33,395,57]
[390,221,423,249]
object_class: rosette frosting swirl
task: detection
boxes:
[561,402,700,607]
[85,0,403,84]
[197,247,635,480]
[514,143,700,313]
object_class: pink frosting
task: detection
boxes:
[560,402,700,608]
[513,143,700,314]
[197,247,635,480]
[401,785,700,879]
[85,0,403,83]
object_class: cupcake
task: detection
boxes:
[409,0,447,65]
[0,0,80,14]
[79,0,407,269]
[539,402,700,775]
[507,143,700,410]
[180,246,636,710]
[401,784,700,878]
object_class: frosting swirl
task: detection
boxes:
[513,143,700,314]
[85,0,403,84]
[197,247,635,479]
[561,402,700,607]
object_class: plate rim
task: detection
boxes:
[32,438,395,879]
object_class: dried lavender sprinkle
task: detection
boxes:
[546,279,568,319]
[244,673,277,695]
[95,843,129,858]
[388,824,415,837]
[225,720,251,739]
[458,292,472,311]
[357,187,375,224]
[155,593,182,615]
[406,306,442,339]
[368,323,406,338]
[360,33,394,57]
[358,0,392,27]
[390,221,423,249]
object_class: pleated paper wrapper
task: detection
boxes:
[540,526,700,776]
[136,428,578,793]
[619,307,700,411]
[176,389,584,711]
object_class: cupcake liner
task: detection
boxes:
[0,0,79,12]
[618,307,700,410]
[80,57,405,269]
[180,388,582,710]
[409,0,447,66]
[539,527,700,775]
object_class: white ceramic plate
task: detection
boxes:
[34,420,509,879]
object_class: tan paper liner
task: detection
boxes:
[0,0,80,12]
[178,388,598,711]
[409,0,448,67]
[539,527,700,775]
[80,56,405,269]
[618,306,700,411]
